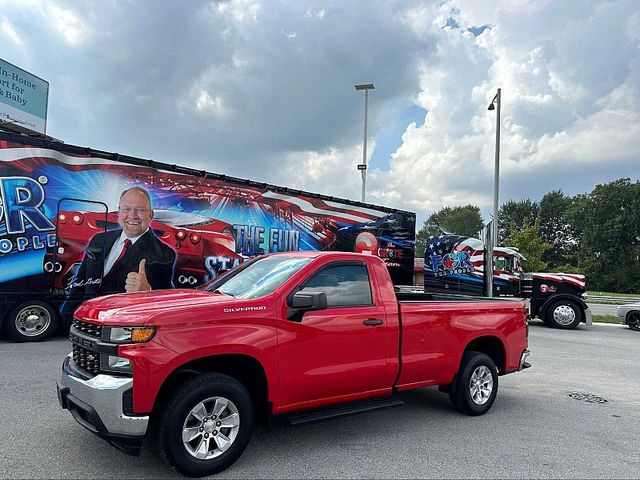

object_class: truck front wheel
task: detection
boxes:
[156,373,254,477]
[544,299,582,329]
[449,351,499,416]
[3,300,59,342]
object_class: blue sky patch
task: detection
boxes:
[468,25,490,36]
[370,104,427,170]
[443,16,460,29]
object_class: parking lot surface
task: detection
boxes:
[1,321,638,479]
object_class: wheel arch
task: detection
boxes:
[152,353,270,424]
[626,309,640,327]
[626,309,640,320]
[462,336,505,374]
[540,293,587,319]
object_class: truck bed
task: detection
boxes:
[394,286,527,304]
[393,287,529,389]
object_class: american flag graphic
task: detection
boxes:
[426,234,585,287]
[0,140,417,284]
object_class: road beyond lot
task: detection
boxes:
[587,303,620,316]
[1,322,638,479]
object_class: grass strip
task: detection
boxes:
[592,314,620,324]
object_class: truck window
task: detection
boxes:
[299,264,373,307]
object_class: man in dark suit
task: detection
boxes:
[63,186,176,316]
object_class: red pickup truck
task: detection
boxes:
[57,251,530,477]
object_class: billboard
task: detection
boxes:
[0,59,49,134]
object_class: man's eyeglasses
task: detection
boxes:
[118,207,151,215]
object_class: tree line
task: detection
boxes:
[415,178,640,293]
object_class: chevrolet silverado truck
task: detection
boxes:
[57,251,530,477]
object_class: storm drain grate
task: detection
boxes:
[569,392,608,403]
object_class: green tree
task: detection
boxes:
[415,205,484,257]
[538,190,579,269]
[415,228,431,258]
[497,199,538,244]
[506,217,552,272]
[565,178,640,293]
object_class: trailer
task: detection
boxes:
[0,129,415,342]
[424,234,591,329]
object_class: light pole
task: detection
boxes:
[486,88,501,297]
[355,83,374,203]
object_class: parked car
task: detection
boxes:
[617,302,640,331]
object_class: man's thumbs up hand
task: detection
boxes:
[125,258,151,292]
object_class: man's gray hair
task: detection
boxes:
[119,186,152,205]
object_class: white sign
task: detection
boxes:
[0,58,49,134]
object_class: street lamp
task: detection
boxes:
[355,83,374,203]
[486,88,501,298]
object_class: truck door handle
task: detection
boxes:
[363,318,383,326]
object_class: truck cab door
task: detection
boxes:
[277,261,396,410]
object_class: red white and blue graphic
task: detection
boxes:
[0,137,416,298]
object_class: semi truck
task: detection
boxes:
[0,128,415,342]
[424,234,591,329]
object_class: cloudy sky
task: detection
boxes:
[2,0,639,227]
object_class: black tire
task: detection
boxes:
[544,299,583,329]
[627,311,640,331]
[3,300,59,342]
[449,351,499,416]
[156,373,254,477]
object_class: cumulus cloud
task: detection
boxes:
[50,5,86,45]
[1,0,638,228]
[1,19,23,46]
[365,0,640,225]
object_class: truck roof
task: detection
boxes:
[0,129,414,217]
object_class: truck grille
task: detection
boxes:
[73,319,102,339]
[72,344,100,375]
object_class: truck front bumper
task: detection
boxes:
[584,307,593,326]
[56,353,148,456]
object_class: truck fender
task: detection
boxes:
[461,335,507,374]
[540,294,590,324]
[150,349,273,419]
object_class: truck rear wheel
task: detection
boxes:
[545,299,582,329]
[3,300,59,342]
[156,373,254,477]
[449,351,498,416]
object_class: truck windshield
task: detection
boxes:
[202,256,313,299]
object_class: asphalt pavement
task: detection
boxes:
[1,322,638,479]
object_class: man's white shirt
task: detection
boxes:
[103,229,149,276]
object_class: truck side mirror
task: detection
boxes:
[287,290,327,321]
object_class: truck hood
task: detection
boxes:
[75,289,236,325]
[530,272,585,289]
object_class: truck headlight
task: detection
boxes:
[105,326,155,343]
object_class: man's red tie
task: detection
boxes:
[113,238,132,268]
